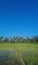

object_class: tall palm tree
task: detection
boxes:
[0,36,4,42]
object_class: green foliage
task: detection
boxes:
[0,36,38,43]
[4,38,9,42]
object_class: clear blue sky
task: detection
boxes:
[0,0,38,37]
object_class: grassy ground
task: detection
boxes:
[0,43,38,54]
[0,43,38,65]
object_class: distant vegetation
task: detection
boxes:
[0,35,38,43]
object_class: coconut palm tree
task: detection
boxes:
[0,36,4,42]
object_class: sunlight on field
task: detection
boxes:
[0,43,38,54]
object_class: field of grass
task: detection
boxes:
[0,43,38,65]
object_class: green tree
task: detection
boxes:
[0,36,4,42]
[33,36,38,42]
[4,38,9,42]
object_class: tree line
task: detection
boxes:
[0,36,38,43]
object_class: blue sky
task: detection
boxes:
[0,0,38,37]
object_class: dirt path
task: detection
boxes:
[14,47,25,65]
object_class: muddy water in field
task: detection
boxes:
[0,50,20,65]
[0,50,38,65]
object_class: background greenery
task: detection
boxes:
[0,35,38,43]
